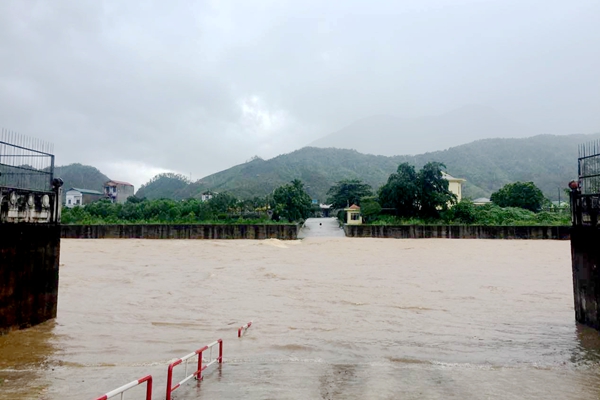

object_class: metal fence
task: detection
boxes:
[572,140,600,226]
[578,140,600,195]
[0,128,54,192]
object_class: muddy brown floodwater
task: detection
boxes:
[1,238,600,399]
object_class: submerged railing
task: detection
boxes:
[94,375,153,400]
[165,339,223,400]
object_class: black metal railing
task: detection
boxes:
[0,128,54,192]
[578,140,600,195]
[572,140,600,227]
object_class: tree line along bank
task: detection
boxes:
[62,162,570,226]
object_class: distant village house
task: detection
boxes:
[201,190,215,202]
[104,180,135,204]
[65,188,103,208]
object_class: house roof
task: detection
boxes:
[346,204,361,210]
[68,188,104,195]
[473,197,491,203]
[105,180,133,186]
[442,172,466,182]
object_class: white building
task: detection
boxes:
[65,188,103,208]
[201,190,215,202]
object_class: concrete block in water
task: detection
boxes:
[0,224,61,334]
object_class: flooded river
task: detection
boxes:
[1,236,600,399]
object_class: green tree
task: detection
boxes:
[378,162,456,219]
[378,163,419,217]
[490,182,546,212]
[272,179,312,222]
[126,195,146,204]
[417,162,457,218]
[448,199,477,224]
[207,192,238,214]
[326,179,373,209]
[135,173,190,200]
[360,196,382,223]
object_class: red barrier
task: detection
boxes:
[238,321,253,337]
[165,339,223,400]
[94,375,152,400]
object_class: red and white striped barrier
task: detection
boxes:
[165,339,223,400]
[238,321,252,337]
[94,375,152,400]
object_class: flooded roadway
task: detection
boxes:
[1,236,600,399]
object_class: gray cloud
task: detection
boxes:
[1,0,599,188]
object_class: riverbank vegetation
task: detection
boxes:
[328,162,570,226]
[62,180,312,225]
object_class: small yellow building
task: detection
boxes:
[345,204,363,225]
[443,172,466,203]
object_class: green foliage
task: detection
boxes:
[60,196,283,225]
[126,195,146,204]
[378,163,419,217]
[135,173,190,200]
[366,202,570,226]
[378,162,455,219]
[446,199,477,224]
[272,179,312,222]
[468,204,569,225]
[360,196,382,223]
[207,192,238,213]
[490,182,546,212]
[326,179,373,209]
[418,162,457,217]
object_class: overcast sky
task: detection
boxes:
[1,0,599,189]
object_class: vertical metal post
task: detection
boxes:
[145,376,152,400]
[166,363,175,400]
[218,339,223,363]
[50,154,54,192]
[197,349,204,381]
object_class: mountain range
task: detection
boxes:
[130,133,600,202]
[309,105,539,156]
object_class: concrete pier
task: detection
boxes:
[0,224,61,334]
[570,226,600,329]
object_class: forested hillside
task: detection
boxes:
[136,133,600,202]
[135,173,191,200]
[54,163,110,197]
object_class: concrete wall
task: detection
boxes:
[571,226,600,329]
[344,224,571,239]
[0,224,61,334]
[61,224,300,240]
[115,184,134,204]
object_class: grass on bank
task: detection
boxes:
[361,203,571,226]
